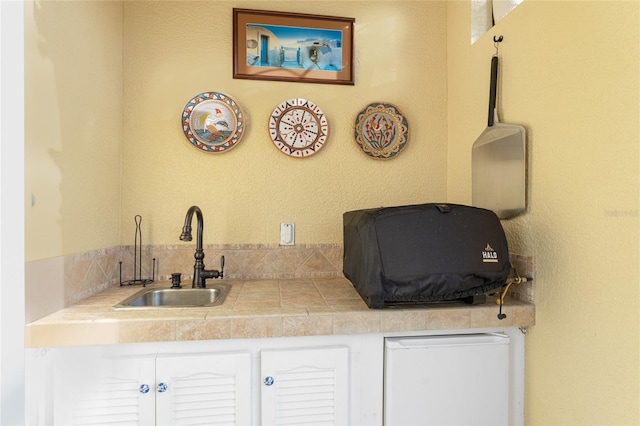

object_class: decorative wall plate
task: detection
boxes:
[181,92,246,153]
[268,98,330,158]
[354,103,409,160]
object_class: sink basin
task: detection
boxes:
[113,284,230,309]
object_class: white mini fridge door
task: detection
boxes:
[384,333,510,426]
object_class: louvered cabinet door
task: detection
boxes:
[53,356,156,425]
[155,352,252,426]
[261,346,349,426]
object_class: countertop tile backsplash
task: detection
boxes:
[26,243,533,323]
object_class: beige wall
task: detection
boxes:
[447,1,639,424]
[25,0,448,257]
[23,0,640,424]
[24,0,123,261]
[121,1,448,246]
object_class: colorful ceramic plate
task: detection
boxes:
[354,103,409,160]
[268,98,330,158]
[181,92,246,153]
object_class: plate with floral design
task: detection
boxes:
[354,103,409,160]
[181,92,246,153]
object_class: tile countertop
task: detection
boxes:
[25,277,535,348]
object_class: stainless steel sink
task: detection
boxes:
[113,284,230,309]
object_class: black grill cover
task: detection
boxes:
[343,203,511,308]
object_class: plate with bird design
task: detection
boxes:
[354,102,409,160]
[181,92,246,153]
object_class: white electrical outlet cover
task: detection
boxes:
[280,223,295,245]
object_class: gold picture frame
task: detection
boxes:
[233,8,355,85]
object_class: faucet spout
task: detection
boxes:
[179,206,222,288]
[180,205,203,249]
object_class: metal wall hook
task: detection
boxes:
[493,35,504,56]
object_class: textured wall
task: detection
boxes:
[24,1,123,261]
[121,1,448,246]
[447,1,639,424]
[25,1,639,423]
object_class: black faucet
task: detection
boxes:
[179,205,224,288]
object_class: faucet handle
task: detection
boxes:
[220,255,225,278]
[170,273,182,289]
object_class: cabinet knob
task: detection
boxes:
[157,382,168,393]
[264,376,274,386]
[139,384,150,394]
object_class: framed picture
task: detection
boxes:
[233,8,355,85]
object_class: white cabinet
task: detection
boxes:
[53,355,156,425]
[26,328,523,426]
[155,354,251,425]
[46,351,251,425]
[28,342,354,426]
[384,333,511,425]
[260,346,349,425]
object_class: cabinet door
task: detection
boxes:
[53,355,156,425]
[261,346,348,425]
[384,333,510,425]
[155,352,251,426]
